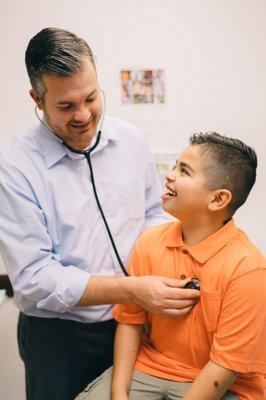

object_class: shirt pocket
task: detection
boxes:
[196,289,222,332]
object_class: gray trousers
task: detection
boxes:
[75,366,239,400]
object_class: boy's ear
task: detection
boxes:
[29,89,43,110]
[208,189,232,212]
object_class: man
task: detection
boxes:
[0,28,199,400]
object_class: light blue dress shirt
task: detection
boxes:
[0,116,168,322]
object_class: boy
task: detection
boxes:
[77,133,266,400]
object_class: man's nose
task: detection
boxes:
[72,106,91,122]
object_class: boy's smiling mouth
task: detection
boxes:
[161,184,177,200]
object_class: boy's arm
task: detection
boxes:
[111,323,143,400]
[183,360,237,400]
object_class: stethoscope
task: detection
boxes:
[35,90,129,277]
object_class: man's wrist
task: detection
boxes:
[120,276,138,303]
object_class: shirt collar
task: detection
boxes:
[36,116,120,169]
[166,219,239,264]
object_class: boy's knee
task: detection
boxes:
[75,367,113,400]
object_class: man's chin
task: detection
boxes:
[66,130,96,150]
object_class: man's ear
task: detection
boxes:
[29,89,43,110]
[208,189,232,212]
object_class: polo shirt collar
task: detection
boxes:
[36,116,120,168]
[166,219,239,264]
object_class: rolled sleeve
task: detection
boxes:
[0,161,89,313]
[36,263,90,312]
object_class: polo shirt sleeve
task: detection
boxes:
[210,266,266,374]
[113,239,149,325]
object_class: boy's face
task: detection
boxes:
[162,144,212,220]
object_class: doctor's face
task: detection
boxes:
[31,59,102,150]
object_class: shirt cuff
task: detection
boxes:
[210,350,265,374]
[36,266,90,313]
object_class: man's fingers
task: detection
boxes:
[165,286,200,300]
[133,275,200,316]
[159,298,198,310]
[164,276,191,288]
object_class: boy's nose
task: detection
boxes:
[165,171,176,181]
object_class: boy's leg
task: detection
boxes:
[129,369,167,399]
[18,313,116,400]
[76,368,166,400]
[163,379,192,399]
[75,367,113,400]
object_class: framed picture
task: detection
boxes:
[121,69,165,104]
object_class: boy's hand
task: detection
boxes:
[131,276,200,317]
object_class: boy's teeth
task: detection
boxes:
[164,187,176,196]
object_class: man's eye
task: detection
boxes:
[86,97,96,103]
[59,104,72,111]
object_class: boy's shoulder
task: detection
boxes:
[233,227,265,269]
[136,221,181,250]
[212,224,266,281]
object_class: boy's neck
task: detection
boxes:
[181,216,231,247]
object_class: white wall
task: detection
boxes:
[0,0,265,257]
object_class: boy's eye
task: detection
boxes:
[179,167,189,176]
[86,97,95,103]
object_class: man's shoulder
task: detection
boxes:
[104,115,143,140]
[0,121,39,163]
[0,121,43,181]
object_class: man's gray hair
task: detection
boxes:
[25,27,96,99]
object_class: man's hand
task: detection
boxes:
[76,275,199,316]
[131,276,199,317]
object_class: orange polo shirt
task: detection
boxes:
[113,220,266,400]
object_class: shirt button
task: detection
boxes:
[183,249,188,254]
[180,274,186,279]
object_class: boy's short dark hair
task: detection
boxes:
[190,132,257,214]
[25,27,95,99]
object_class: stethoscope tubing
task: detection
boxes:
[35,89,129,277]
[84,141,129,276]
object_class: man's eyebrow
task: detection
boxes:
[56,89,98,105]
[85,89,97,97]
[177,160,195,173]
